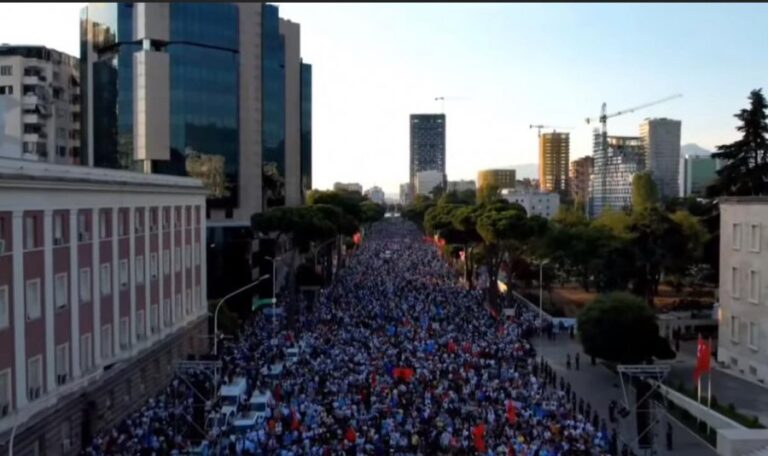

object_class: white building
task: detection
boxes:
[364,186,386,204]
[0,45,81,165]
[415,170,444,196]
[718,197,768,384]
[333,182,363,194]
[501,190,561,219]
[447,180,476,193]
[640,118,681,200]
[399,183,413,206]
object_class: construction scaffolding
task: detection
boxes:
[616,365,671,456]
[173,360,223,448]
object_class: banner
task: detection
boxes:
[693,334,712,381]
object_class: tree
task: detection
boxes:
[360,201,386,228]
[708,89,768,197]
[632,172,660,210]
[477,184,501,204]
[578,292,673,364]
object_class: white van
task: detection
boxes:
[232,390,273,433]
[218,376,248,417]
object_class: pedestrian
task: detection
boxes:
[566,354,572,370]
[666,422,673,451]
[575,353,580,371]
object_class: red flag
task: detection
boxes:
[291,409,300,431]
[506,402,517,425]
[401,368,415,382]
[370,372,377,388]
[471,423,486,453]
[345,426,357,443]
[353,232,362,245]
[392,367,403,380]
[447,340,457,353]
[693,334,712,381]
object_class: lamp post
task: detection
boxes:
[539,259,550,337]
[264,256,283,331]
[213,274,270,355]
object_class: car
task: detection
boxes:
[260,362,285,381]
[263,304,284,319]
[284,341,306,365]
[231,389,274,433]
[218,376,248,417]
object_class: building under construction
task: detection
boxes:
[588,132,645,218]
[538,132,570,194]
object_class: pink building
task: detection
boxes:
[0,157,208,453]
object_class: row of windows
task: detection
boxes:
[732,222,761,252]
[0,286,203,409]
[0,244,201,326]
[731,266,762,303]
[729,315,760,351]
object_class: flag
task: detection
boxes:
[353,232,362,245]
[345,426,357,443]
[291,409,300,431]
[447,340,457,353]
[471,423,486,453]
[506,401,517,425]
[693,334,712,381]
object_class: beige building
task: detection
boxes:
[718,197,768,384]
[539,132,569,193]
[0,45,81,165]
[478,169,516,191]
[569,156,594,204]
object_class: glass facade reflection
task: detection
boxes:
[300,62,312,198]
[262,4,286,209]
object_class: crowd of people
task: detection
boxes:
[84,218,616,455]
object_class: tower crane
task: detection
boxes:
[529,124,573,137]
[585,93,682,140]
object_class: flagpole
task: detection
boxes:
[707,337,713,435]
[697,376,701,425]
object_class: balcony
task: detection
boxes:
[22,75,45,85]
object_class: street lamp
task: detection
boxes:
[213,274,270,355]
[264,256,284,331]
[539,258,550,337]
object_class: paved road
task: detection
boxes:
[533,334,718,456]
[668,340,768,426]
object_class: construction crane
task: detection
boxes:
[585,93,682,138]
[529,124,573,137]
[434,96,466,113]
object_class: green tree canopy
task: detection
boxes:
[708,88,768,197]
[578,292,674,364]
[631,172,660,210]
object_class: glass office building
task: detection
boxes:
[300,62,312,199]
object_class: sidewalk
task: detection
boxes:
[533,334,718,456]
[667,340,768,426]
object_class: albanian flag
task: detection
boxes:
[506,401,517,425]
[471,423,486,453]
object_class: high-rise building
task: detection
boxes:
[333,182,363,194]
[409,114,446,186]
[399,182,413,206]
[588,134,645,218]
[80,3,311,221]
[0,156,208,455]
[0,45,81,165]
[415,170,444,196]
[501,190,561,220]
[447,180,476,193]
[569,156,594,204]
[539,132,569,193]
[477,169,517,190]
[364,186,386,205]
[680,153,719,197]
[640,118,681,200]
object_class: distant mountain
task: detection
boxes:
[681,144,713,157]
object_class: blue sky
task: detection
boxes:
[2,3,767,195]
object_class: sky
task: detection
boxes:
[2,3,768,196]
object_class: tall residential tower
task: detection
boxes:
[539,131,569,193]
[640,118,681,200]
[409,114,446,188]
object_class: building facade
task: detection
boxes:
[399,183,413,206]
[477,169,517,191]
[0,157,208,454]
[681,153,719,197]
[588,134,645,218]
[80,2,311,221]
[409,114,446,185]
[569,156,594,204]
[501,190,561,219]
[539,132,569,193]
[415,170,444,196]
[640,118,681,200]
[333,182,363,194]
[447,180,476,193]
[364,186,386,205]
[717,198,768,384]
[0,45,81,165]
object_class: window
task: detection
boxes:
[175,294,182,322]
[732,267,740,298]
[163,299,171,327]
[0,65,11,76]
[117,211,126,237]
[134,212,143,234]
[136,310,146,340]
[150,304,159,334]
[55,343,70,385]
[733,223,742,250]
[24,215,36,249]
[79,268,91,303]
[184,245,190,268]
[54,273,68,310]
[27,356,42,401]
[0,286,8,329]
[174,247,181,272]
[119,317,129,349]
[749,321,759,350]
[0,85,12,95]
[136,256,144,285]
[80,333,92,373]
[0,369,10,417]
[99,211,107,239]
[750,270,760,303]
[731,315,740,342]
[195,286,202,311]
[100,263,111,296]
[195,243,201,266]
[150,253,158,280]
[150,209,157,232]
[162,209,169,231]
[163,250,170,275]
[185,289,192,315]
[78,213,89,242]
[101,325,112,360]
[53,214,64,245]
[119,259,128,289]
[25,279,41,320]
[751,224,761,252]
